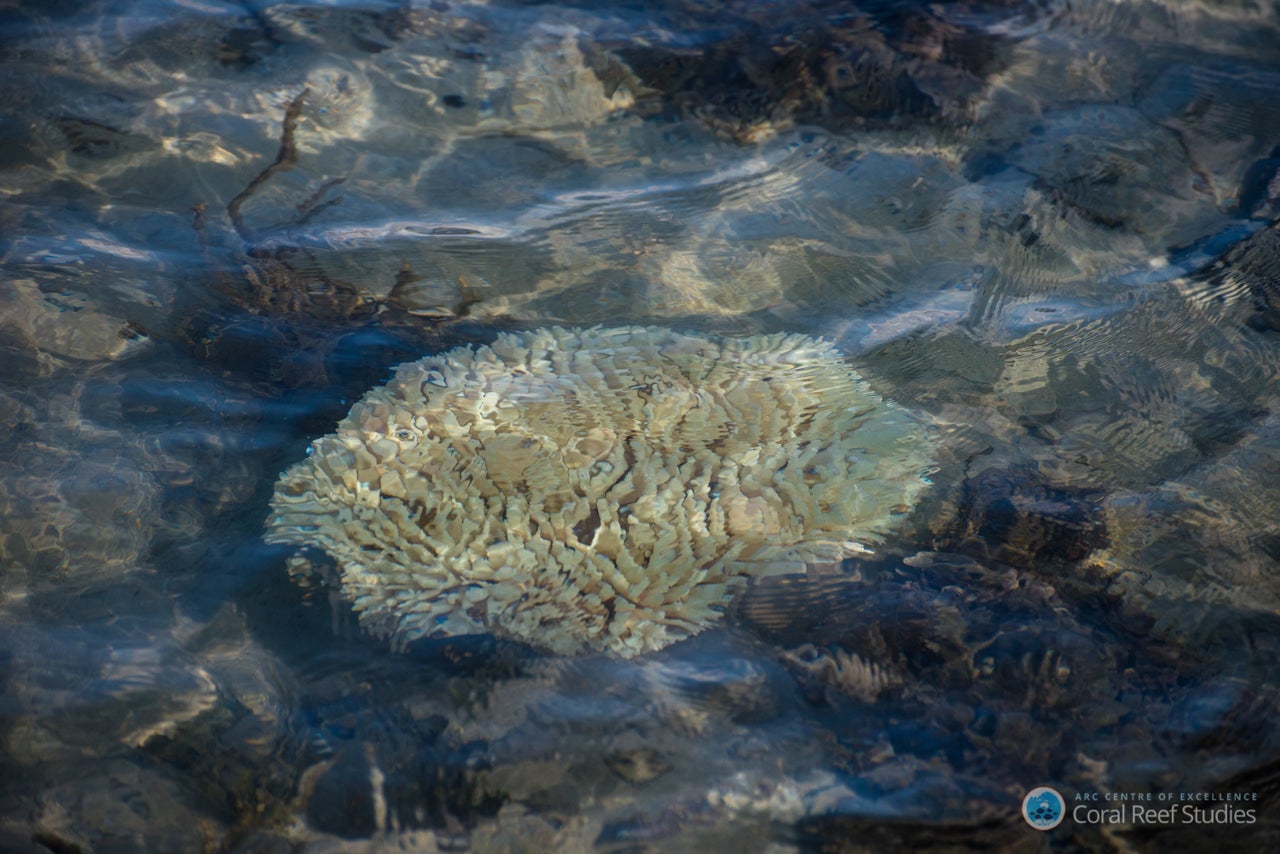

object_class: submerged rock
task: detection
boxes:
[586,0,1009,141]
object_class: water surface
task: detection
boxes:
[2,0,1280,850]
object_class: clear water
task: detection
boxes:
[1,0,1279,850]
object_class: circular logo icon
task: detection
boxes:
[1022,786,1066,830]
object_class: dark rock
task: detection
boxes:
[306,747,378,838]
[585,0,1010,140]
[945,467,1108,568]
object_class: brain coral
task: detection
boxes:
[266,325,935,657]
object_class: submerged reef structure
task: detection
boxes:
[266,326,935,656]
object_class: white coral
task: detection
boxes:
[266,325,935,656]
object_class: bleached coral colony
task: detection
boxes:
[266,326,935,656]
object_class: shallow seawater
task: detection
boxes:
[2,0,1279,850]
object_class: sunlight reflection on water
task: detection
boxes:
[1,0,1279,850]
